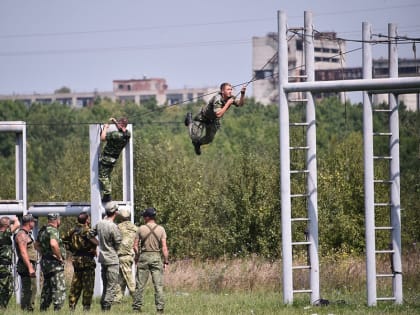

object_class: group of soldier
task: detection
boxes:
[0,204,168,313]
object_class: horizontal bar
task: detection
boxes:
[291,194,308,198]
[374,179,393,184]
[0,121,26,132]
[374,203,392,207]
[289,122,309,126]
[373,109,392,112]
[377,297,396,301]
[376,274,395,278]
[291,218,309,222]
[290,170,309,174]
[288,98,308,102]
[283,77,420,93]
[373,156,392,160]
[373,132,392,136]
[292,241,312,246]
[375,226,394,230]
[375,250,395,254]
[0,202,25,215]
[293,289,312,294]
[290,146,309,150]
[292,265,311,270]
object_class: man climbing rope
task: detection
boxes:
[184,82,246,155]
[99,117,131,203]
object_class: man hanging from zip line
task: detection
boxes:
[99,117,131,203]
[184,82,246,155]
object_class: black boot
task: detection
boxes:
[102,194,112,203]
[193,141,201,155]
[184,112,192,126]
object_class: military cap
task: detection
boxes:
[47,212,60,220]
[119,208,131,218]
[141,207,157,218]
[105,201,119,213]
[22,214,37,223]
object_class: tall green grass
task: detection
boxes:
[4,250,420,314]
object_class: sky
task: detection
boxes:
[0,0,419,98]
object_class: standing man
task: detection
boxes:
[132,208,168,313]
[114,208,138,303]
[14,214,38,311]
[184,82,246,155]
[99,117,131,203]
[36,212,66,312]
[0,216,20,309]
[90,201,122,311]
[62,212,98,311]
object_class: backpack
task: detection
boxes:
[66,226,86,253]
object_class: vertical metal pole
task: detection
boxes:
[362,22,377,306]
[278,10,293,304]
[89,124,103,297]
[122,124,134,220]
[15,122,27,213]
[388,23,403,304]
[304,11,320,305]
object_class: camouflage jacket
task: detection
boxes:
[62,223,97,257]
[117,221,137,257]
[37,225,66,273]
[198,93,239,124]
[0,228,13,264]
[102,129,131,160]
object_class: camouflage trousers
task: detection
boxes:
[69,257,96,309]
[115,255,135,302]
[189,118,219,145]
[99,156,117,197]
[132,252,164,311]
[17,261,37,311]
[40,268,66,311]
[101,263,119,309]
[0,265,13,309]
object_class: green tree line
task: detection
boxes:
[0,97,418,259]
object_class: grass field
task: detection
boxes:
[4,251,420,314]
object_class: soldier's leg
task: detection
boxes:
[190,121,205,143]
[81,268,95,310]
[149,258,165,312]
[40,275,53,311]
[51,270,66,311]
[199,123,218,145]
[0,268,11,308]
[69,270,83,308]
[99,159,116,199]
[120,258,136,295]
[20,275,36,311]
[102,264,119,310]
[132,257,150,310]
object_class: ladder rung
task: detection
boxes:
[373,156,392,160]
[291,194,308,198]
[373,109,392,112]
[377,297,396,301]
[289,122,309,127]
[374,179,393,184]
[291,218,309,222]
[375,250,395,254]
[293,289,312,294]
[292,265,311,270]
[290,146,309,150]
[375,227,394,231]
[374,203,392,207]
[290,170,309,174]
[373,132,392,136]
[376,274,394,278]
[289,75,308,79]
[292,241,311,246]
[288,99,308,102]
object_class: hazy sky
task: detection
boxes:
[0,0,418,96]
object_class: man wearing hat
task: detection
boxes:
[36,212,66,312]
[14,214,38,311]
[132,208,169,313]
[90,201,122,311]
[0,215,20,309]
[114,208,138,303]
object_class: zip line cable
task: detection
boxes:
[0,29,417,127]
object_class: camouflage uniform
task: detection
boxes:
[189,93,240,145]
[99,128,131,199]
[15,228,38,311]
[0,228,13,309]
[37,225,66,311]
[132,223,167,312]
[115,220,138,302]
[91,218,122,310]
[62,223,97,311]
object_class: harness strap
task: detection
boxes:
[141,224,160,250]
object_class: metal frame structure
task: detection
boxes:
[278,10,418,306]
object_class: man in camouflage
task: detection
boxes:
[114,208,138,303]
[90,201,122,311]
[132,208,169,313]
[36,212,66,312]
[14,214,38,311]
[99,117,131,203]
[0,215,20,309]
[62,212,98,311]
